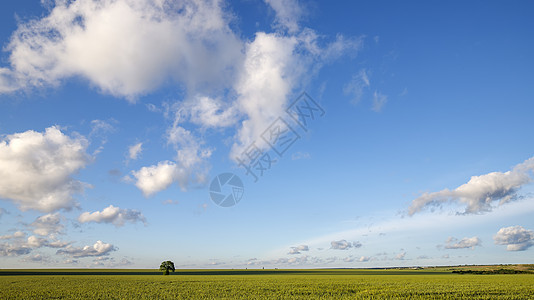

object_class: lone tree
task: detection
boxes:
[159,261,175,275]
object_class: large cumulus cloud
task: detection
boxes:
[0,126,91,212]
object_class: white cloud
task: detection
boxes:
[166,122,212,172]
[0,243,32,256]
[183,95,239,128]
[162,199,179,205]
[57,240,115,258]
[90,119,116,137]
[228,30,359,160]
[494,225,534,251]
[291,151,311,160]
[343,69,370,104]
[443,236,481,249]
[264,0,302,33]
[359,256,371,262]
[230,32,300,159]
[26,236,48,248]
[0,233,69,256]
[30,213,63,236]
[146,103,161,113]
[1,0,243,100]
[20,253,53,263]
[46,240,70,249]
[394,251,406,260]
[288,244,309,254]
[130,161,182,197]
[330,239,353,250]
[63,259,79,264]
[92,256,133,267]
[127,119,212,197]
[0,126,91,212]
[0,231,26,240]
[128,142,143,161]
[408,156,534,215]
[127,119,213,196]
[78,205,146,227]
[26,235,69,249]
[371,91,388,112]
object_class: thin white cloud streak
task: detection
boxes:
[372,91,388,112]
[409,156,534,215]
[288,244,309,254]
[20,253,54,263]
[78,205,146,227]
[443,236,481,249]
[343,69,369,104]
[1,234,70,257]
[57,240,115,258]
[128,142,143,161]
[0,127,91,212]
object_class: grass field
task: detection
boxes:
[1,267,533,299]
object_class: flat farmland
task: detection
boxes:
[1,268,533,299]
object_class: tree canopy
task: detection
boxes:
[159,261,175,275]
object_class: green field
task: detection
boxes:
[1,268,533,299]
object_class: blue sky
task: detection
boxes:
[1,0,533,268]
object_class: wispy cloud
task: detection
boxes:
[394,251,406,260]
[442,236,481,249]
[291,152,311,160]
[128,142,143,161]
[57,240,116,258]
[371,91,388,112]
[288,244,309,254]
[264,0,302,33]
[343,69,370,104]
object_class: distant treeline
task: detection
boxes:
[452,269,533,275]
